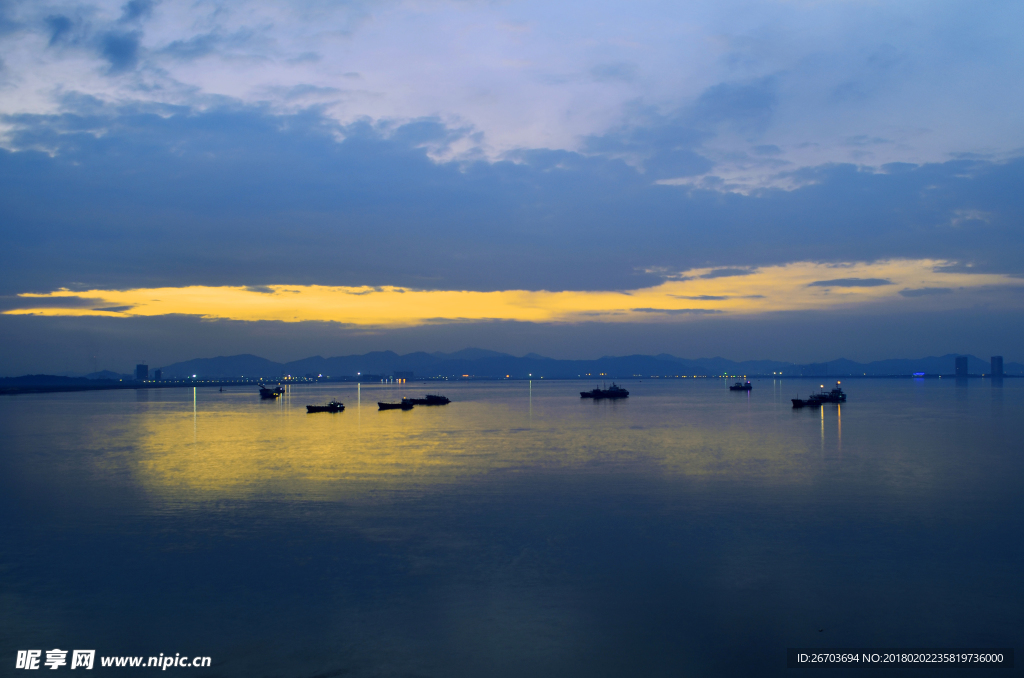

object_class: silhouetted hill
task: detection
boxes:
[431,348,514,360]
[158,354,282,379]
[153,350,1022,379]
[0,374,120,387]
[86,370,130,380]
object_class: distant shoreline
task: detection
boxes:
[0,373,1016,396]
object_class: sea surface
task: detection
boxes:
[1,378,1021,676]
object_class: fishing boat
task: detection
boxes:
[729,381,752,391]
[379,401,414,411]
[403,394,451,405]
[259,384,285,399]
[792,382,847,408]
[580,383,629,399]
[306,399,345,413]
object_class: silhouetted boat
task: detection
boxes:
[379,401,414,411]
[792,382,847,408]
[729,381,752,391]
[259,384,285,399]
[403,394,451,405]
[580,383,629,399]
[307,399,345,413]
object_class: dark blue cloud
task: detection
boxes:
[160,28,258,61]
[590,62,637,83]
[99,31,140,72]
[0,0,19,36]
[45,15,74,45]
[808,278,893,288]
[900,287,953,297]
[753,145,782,156]
[632,308,722,315]
[0,295,107,311]
[581,78,779,180]
[119,0,154,23]
[700,268,755,279]
[688,78,777,134]
[161,32,218,59]
[1,105,1023,297]
[91,305,133,312]
[670,295,728,300]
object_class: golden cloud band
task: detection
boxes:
[7,260,1020,326]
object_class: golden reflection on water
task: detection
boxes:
[96,385,821,503]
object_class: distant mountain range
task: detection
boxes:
[149,350,1021,379]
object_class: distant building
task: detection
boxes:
[153,369,162,381]
[393,371,414,380]
[991,356,1003,378]
[135,364,149,381]
[954,356,968,378]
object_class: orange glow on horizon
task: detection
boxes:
[5,259,1021,326]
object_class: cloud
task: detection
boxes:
[0,0,1020,188]
[753,145,782,156]
[590,62,637,83]
[161,33,221,60]
[6,260,1020,327]
[0,0,1020,372]
[808,278,893,288]
[100,31,141,72]
[670,295,728,300]
[899,287,952,297]
[688,78,777,135]
[0,295,108,311]
[91,305,134,312]
[45,15,74,46]
[160,28,259,61]
[1,106,1023,298]
[119,0,155,23]
[950,209,992,227]
[632,308,722,315]
[700,268,756,280]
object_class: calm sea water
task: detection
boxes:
[1,378,1021,676]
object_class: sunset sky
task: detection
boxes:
[2,0,1022,373]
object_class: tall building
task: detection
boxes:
[135,364,149,381]
[153,369,162,381]
[991,356,1003,378]
[954,356,968,378]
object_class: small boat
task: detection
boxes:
[729,381,752,391]
[580,383,629,399]
[378,401,414,411]
[792,382,847,408]
[307,399,345,413]
[259,384,285,399]
[403,394,451,405]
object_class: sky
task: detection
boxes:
[1,0,1023,374]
